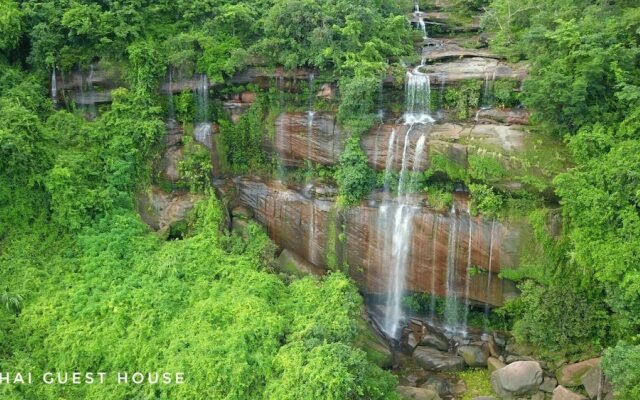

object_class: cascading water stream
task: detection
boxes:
[306,73,317,265]
[414,2,428,40]
[51,67,58,104]
[462,204,473,335]
[405,69,434,124]
[444,204,461,330]
[194,74,212,148]
[484,220,496,329]
[379,65,434,338]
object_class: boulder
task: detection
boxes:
[486,336,502,358]
[414,347,466,372]
[491,361,543,398]
[540,376,558,393]
[552,385,587,400]
[557,358,600,387]
[531,393,546,400]
[581,367,612,399]
[457,345,489,367]
[487,357,506,373]
[405,332,420,352]
[419,329,450,351]
[472,397,497,400]
[420,376,451,397]
[397,386,441,400]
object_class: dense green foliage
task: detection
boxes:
[0,0,415,394]
[484,0,640,394]
[335,136,376,206]
[0,197,398,399]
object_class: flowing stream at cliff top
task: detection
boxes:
[380,67,433,338]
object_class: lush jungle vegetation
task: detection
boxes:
[482,0,640,396]
[2,0,640,397]
[0,0,415,398]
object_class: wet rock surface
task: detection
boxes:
[235,178,524,307]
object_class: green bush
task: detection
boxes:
[178,136,211,193]
[468,154,507,183]
[507,280,609,351]
[335,136,376,206]
[603,342,640,400]
[468,183,504,218]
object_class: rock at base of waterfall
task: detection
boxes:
[487,356,505,373]
[420,375,451,397]
[276,249,324,277]
[540,376,558,393]
[413,347,465,372]
[491,360,543,398]
[557,358,600,387]
[397,386,441,400]
[406,332,420,352]
[457,345,489,367]
[419,329,450,351]
[552,385,587,400]
[581,366,612,399]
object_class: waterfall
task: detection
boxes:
[444,204,461,330]
[481,71,495,109]
[484,220,496,329]
[194,74,212,148]
[306,73,316,163]
[167,69,176,125]
[380,127,420,337]
[51,67,58,103]
[414,3,428,39]
[429,215,440,322]
[405,69,434,124]
[462,205,473,334]
[383,128,397,192]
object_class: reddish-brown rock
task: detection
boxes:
[267,112,346,167]
[236,178,523,306]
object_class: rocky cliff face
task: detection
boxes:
[266,112,530,177]
[266,112,346,167]
[236,178,521,307]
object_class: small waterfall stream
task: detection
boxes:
[444,205,461,329]
[414,2,428,40]
[51,67,58,104]
[194,74,212,148]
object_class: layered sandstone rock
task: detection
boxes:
[235,178,523,307]
[267,112,346,167]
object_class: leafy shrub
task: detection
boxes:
[178,136,211,192]
[468,153,507,182]
[493,79,520,108]
[603,342,640,400]
[444,80,482,119]
[507,280,609,351]
[468,183,504,217]
[335,136,376,206]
